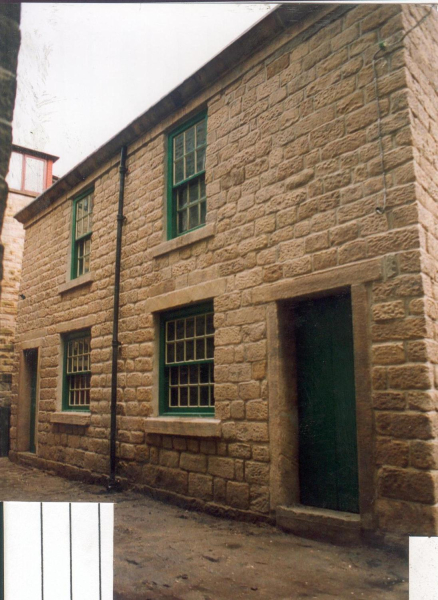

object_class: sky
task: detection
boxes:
[12,3,274,177]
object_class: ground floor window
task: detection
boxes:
[63,331,91,411]
[160,302,214,416]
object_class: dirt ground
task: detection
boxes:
[0,458,408,599]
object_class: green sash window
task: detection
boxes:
[71,189,93,278]
[167,113,207,239]
[160,302,214,415]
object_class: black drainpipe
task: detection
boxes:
[108,145,128,490]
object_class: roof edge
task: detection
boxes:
[15,3,330,225]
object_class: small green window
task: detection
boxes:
[62,331,91,411]
[167,113,207,239]
[71,189,93,279]
[160,302,214,415]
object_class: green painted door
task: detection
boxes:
[295,293,359,513]
[26,349,38,454]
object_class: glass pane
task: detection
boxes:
[174,133,184,159]
[180,387,188,406]
[166,343,175,364]
[189,387,198,407]
[6,152,23,189]
[186,340,194,361]
[200,201,207,225]
[189,181,199,203]
[189,204,199,229]
[180,365,188,384]
[185,126,195,153]
[185,152,195,178]
[196,148,206,173]
[178,209,188,234]
[170,387,178,407]
[189,364,198,384]
[196,121,206,147]
[186,318,194,338]
[206,337,214,359]
[200,177,206,198]
[196,339,205,360]
[196,316,205,336]
[167,321,175,341]
[206,314,214,335]
[176,342,184,362]
[174,159,184,184]
[170,367,178,386]
[176,320,185,340]
[200,386,209,406]
[24,157,45,193]
[178,186,188,208]
[200,364,209,384]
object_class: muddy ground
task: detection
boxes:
[0,459,408,599]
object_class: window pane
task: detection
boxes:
[206,337,214,359]
[189,204,199,229]
[196,339,205,360]
[186,340,194,361]
[185,126,195,153]
[178,187,188,208]
[174,133,184,159]
[189,365,198,384]
[167,321,175,341]
[180,387,188,406]
[174,159,184,184]
[189,181,199,203]
[196,148,206,173]
[189,387,198,406]
[170,367,178,386]
[180,365,188,385]
[24,157,45,193]
[6,152,23,189]
[196,121,206,147]
[206,314,214,335]
[185,152,195,178]
[186,318,195,338]
[178,210,188,234]
[170,388,178,407]
[200,386,209,406]
[176,320,185,340]
[176,342,185,362]
[200,364,209,384]
[166,343,174,364]
[196,316,205,336]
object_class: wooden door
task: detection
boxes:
[295,293,359,513]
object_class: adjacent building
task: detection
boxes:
[9,4,438,547]
[0,146,58,453]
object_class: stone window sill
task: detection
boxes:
[144,416,221,438]
[151,223,215,258]
[58,272,94,295]
[50,412,91,426]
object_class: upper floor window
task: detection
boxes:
[167,113,207,239]
[6,146,58,194]
[71,189,93,279]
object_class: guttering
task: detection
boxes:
[108,145,128,490]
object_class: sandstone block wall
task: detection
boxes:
[10,4,438,540]
[0,191,32,405]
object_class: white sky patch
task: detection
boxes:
[13,3,275,176]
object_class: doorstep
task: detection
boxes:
[276,505,361,546]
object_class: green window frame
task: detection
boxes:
[159,302,214,416]
[167,112,207,239]
[71,188,93,279]
[62,330,91,411]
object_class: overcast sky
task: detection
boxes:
[12,3,274,177]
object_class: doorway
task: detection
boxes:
[295,292,359,513]
[24,349,38,453]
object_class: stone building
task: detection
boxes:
[9,4,438,546]
[0,145,58,411]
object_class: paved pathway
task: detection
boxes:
[0,459,408,599]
